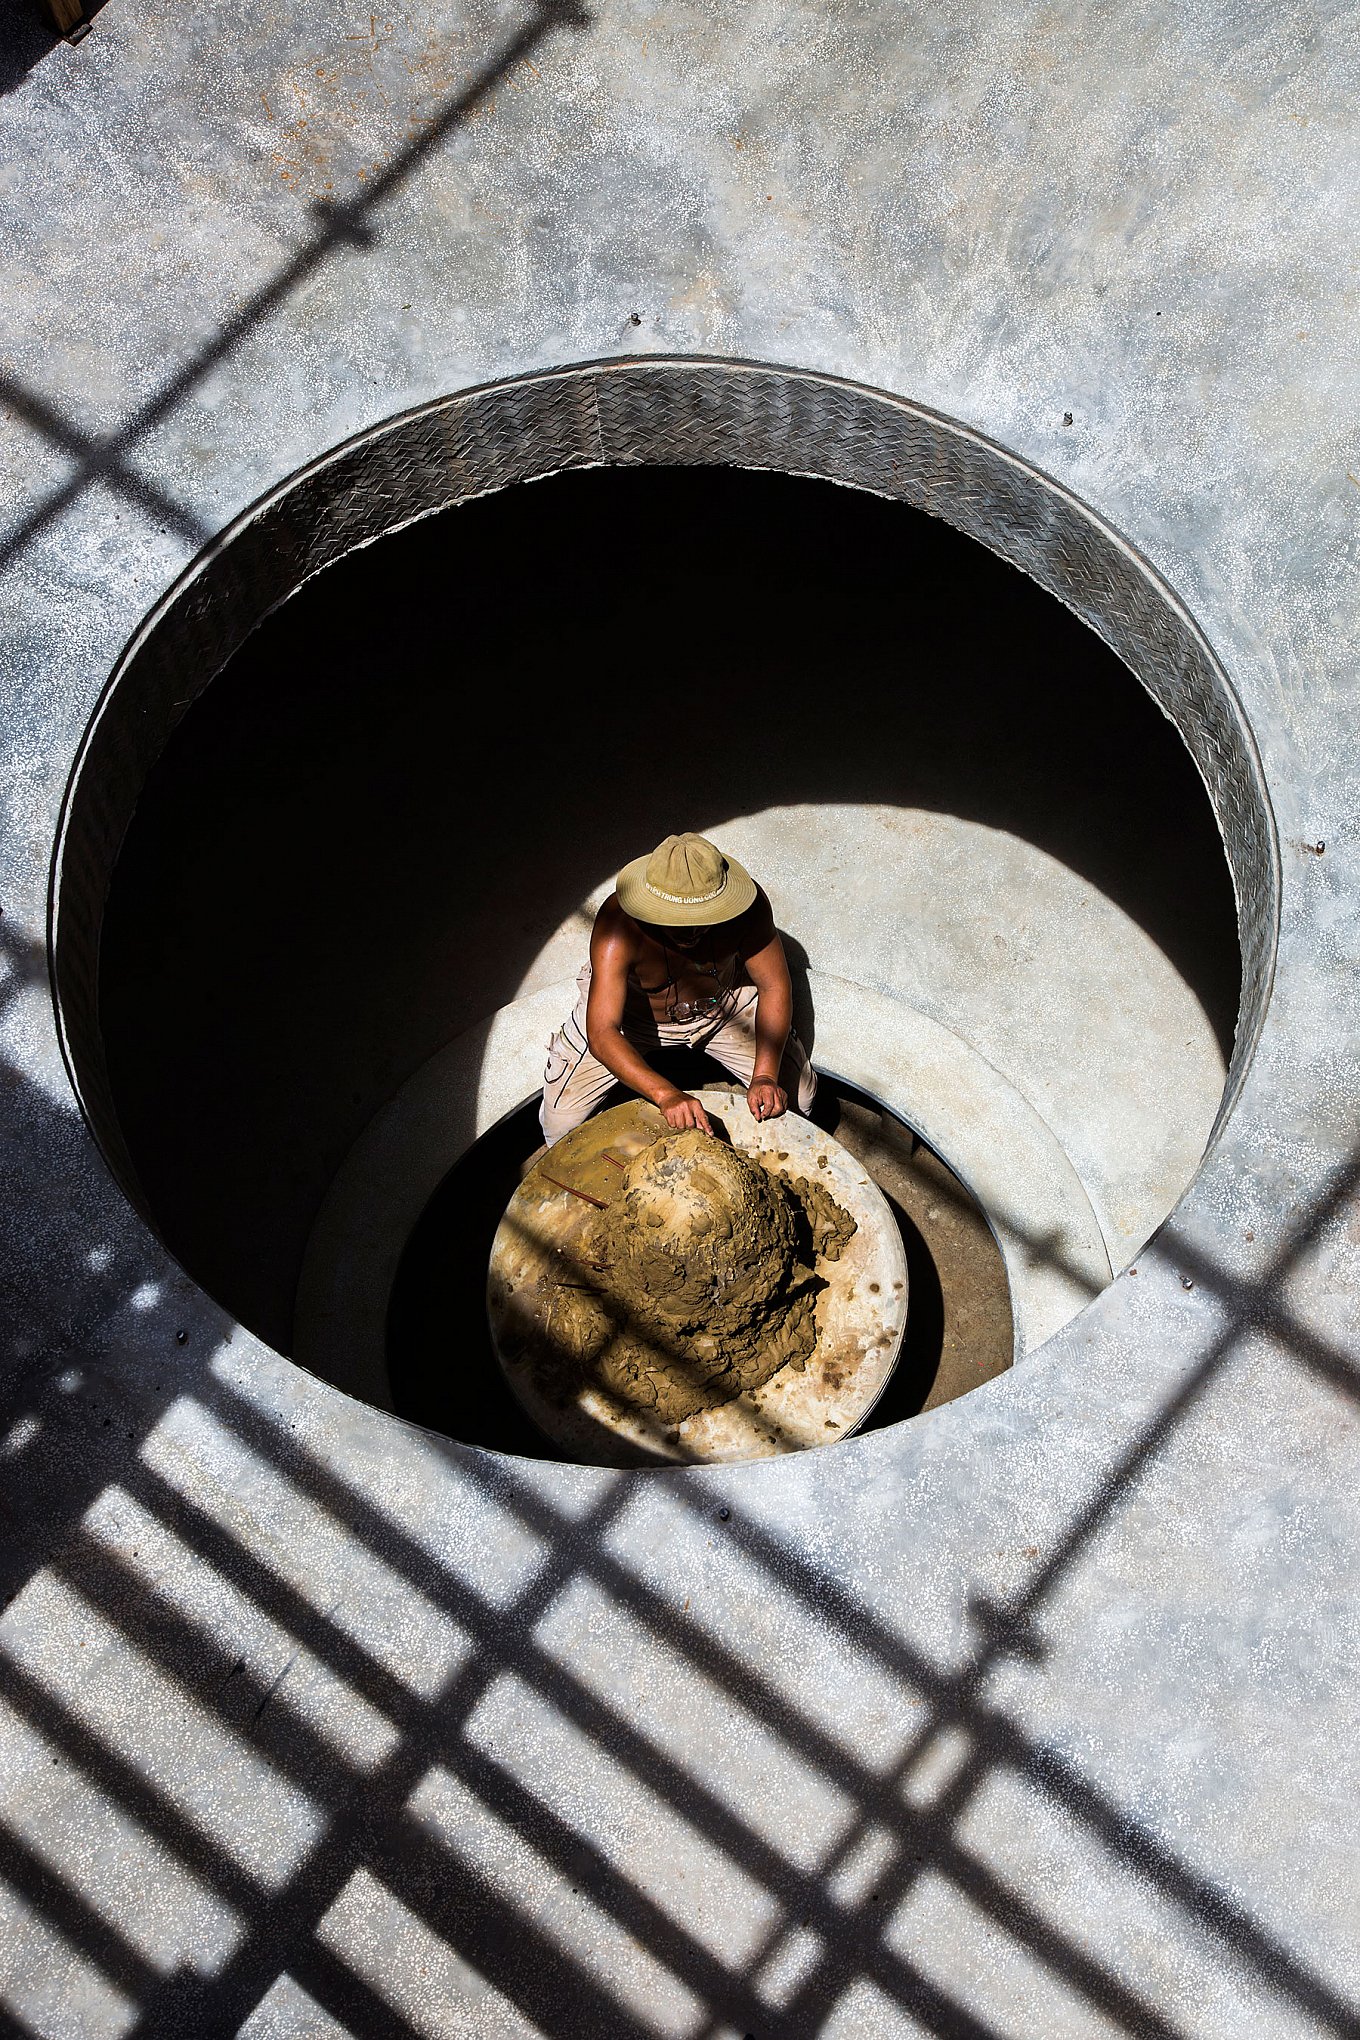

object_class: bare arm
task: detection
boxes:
[741,897,794,1121]
[585,906,713,1134]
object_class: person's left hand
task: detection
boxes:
[748,1076,787,1122]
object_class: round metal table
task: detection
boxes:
[487,1090,909,1466]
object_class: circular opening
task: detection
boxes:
[53,362,1274,1457]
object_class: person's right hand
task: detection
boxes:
[656,1089,713,1134]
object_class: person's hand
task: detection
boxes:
[747,1076,787,1122]
[657,1089,714,1134]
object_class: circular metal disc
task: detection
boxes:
[487,1091,908,1466]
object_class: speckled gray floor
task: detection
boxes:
[2,0,1359,2034]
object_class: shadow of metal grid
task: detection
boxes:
[0,1108,1357,2036]
[2,5,1354,2030]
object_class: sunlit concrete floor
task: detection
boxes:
[3,1,1360,2037]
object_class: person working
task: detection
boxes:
[540,831,817,1144]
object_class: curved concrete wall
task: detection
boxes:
[4,1,1358,2030]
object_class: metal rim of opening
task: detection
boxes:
[48,354,1280,1301]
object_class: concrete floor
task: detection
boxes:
[3,0,1360,2035]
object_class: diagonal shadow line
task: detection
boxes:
[137,1373,901,1838]
[1007,1149,1360,1630]
[282,1853,658,2040]
[46,1532,403,1807]
[53,1494,1052,2040]
[418,1742,1131,2040]
[0,1652,263,1915]
[275,1942,419,2040]
[119,1486,667,2040]
[0,374,211,548]
[0,1574,1221,2010]
[0,0,590,576]
[659,1147,1360,1676]
[944,1825,1193,2038]
[995,1728,1360,2030]
[70,1461,1011,2038]
[0,1820,160,2003]
[41,1500,1147,2040]
[166,1387,1249,2040]
[376,1760,821,2040]
[661,1475,1360,2038]
[0,1316,171,1539]
[192,1370,941,1796]
[87,1466,905,1990]
[112,1461,424,1719]
[685,1707,980,2040]
[5,1356,1168,2040]
[530,1656,1157,2039]
[71,1139,1348,2040]
[198,1358,1360,2036]
[494,1511,1183,2040]
[758,1706,1189,2040]
[1165,1232,1360,1412]
[771,1704,1176,2040]
[0,1507,667,2040]
[649,1185,1360,2031]
[0,1321,1337,2040]
[1271,1315,1360,1404]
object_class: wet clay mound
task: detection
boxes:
[784,1170,858,1261]
[514,1129,857,1427]
[488,1094,908,1464]
[601,1130,799,1343]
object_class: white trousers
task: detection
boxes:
[540,965,817,1144]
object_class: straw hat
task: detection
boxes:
[615,833,758,927]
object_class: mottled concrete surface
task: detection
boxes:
[2,0,1359,2034]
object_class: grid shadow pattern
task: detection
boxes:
[1,890,1358,2038]
[0,7,1338,2033]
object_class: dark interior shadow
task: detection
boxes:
[781,928,817,1058]
[386,1093,559,1457]
[98,466,1242,1358]
[0,0,108,90]
[0,0,62,93]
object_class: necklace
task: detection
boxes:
[661,933,728,1023]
